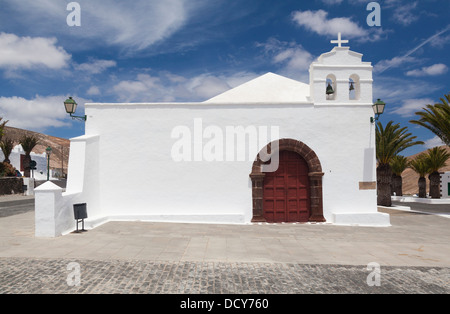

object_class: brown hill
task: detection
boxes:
[401,145,450,195]
[2,126,70,176]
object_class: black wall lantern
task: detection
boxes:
[371,99,386,123]
[64,97,87,122]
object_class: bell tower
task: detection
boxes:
[309,33,373,105]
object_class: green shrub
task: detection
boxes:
[0,162,17,177]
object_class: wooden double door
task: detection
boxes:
[263,150,311,223]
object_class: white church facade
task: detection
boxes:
[35,37,390,237]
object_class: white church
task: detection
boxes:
[35,34,390,237]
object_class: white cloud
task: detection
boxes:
[0,33,71,70]
[319,0,344,4]
[110,70,260,102]
[424,136,445,149]
[186,75,231,99]
[391,1,419,26]
[257,38,314,81]
[3,0,190,51]
[390,98,434,117]
[291,10,367,39]
[113,74,162,101]
[374,56,417,73]
[406,64,448,77]
[75,59,117,74]
[87,86,101,96]
[112,73,229,102]
[372,75,440,108]
[0,95,90,131]
[83,0,188,50]
[375,26,450,74]
[430,34,450,48]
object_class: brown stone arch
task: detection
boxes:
[250,139,325,223]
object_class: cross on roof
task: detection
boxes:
[331,32,349,47]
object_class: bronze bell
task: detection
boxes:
[349,82,355,91]
[326,83,334,95]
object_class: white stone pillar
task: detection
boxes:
[23,178,35,196]
[35,181,64,237]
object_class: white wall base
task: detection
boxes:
[332,212,391,227]
[82,214,248,230]
[392,196,450,204]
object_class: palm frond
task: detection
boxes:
[409,155,429,177]
[0,138,15,161]
[410,93,450,146]
[423,146,450,173]
[19,135,39,155]
[390,155,408,176]
[376,121,424,165]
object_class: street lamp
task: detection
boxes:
[46,146,52,181]
[64,97,86,121]
[371,99,386,123]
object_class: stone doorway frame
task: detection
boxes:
[250,139,325,223]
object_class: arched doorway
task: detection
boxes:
[250,139,325,223]
[263,151,310,222]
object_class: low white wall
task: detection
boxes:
[35,182,80,237]
[35,135,101,237]
[392,195,450,204]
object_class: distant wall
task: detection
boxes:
[0,177,24,195]
[441,172,450,199]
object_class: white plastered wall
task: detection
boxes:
[76,101,385,226]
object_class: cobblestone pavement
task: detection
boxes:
[1,258,448,294]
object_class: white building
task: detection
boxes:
[35,35,390,237]
[0,144,57,181]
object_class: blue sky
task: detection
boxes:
[0,0,449,156]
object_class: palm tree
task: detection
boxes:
[410,93,450,146]
[390,155,408,196]
[0,138,15,163]
[0,117,8,142]
[19,135,39,178]
[423,146,450,199]
[376,121,424,206]
[409,155,429,198]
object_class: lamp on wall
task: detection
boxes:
[64,97,86,121]
[371,99,386,123]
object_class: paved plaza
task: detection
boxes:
[0,195,449,294]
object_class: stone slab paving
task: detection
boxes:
[0,258,448,294]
